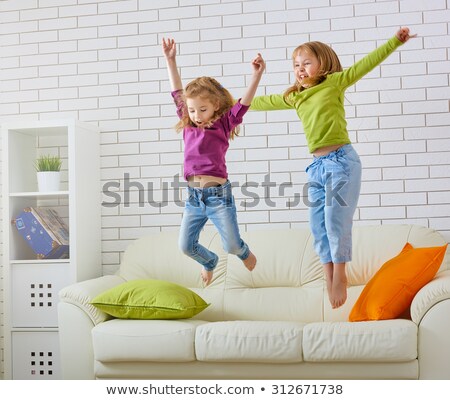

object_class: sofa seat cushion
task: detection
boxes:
[92,319,207,362]
[303,319,417,362]
[195,321,306,363]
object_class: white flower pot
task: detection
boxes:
[37,171,61,192]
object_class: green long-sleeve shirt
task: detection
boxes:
[251,36,403,153]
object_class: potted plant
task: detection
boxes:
[35,154,62,192]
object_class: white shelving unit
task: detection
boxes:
[1,119,101,379]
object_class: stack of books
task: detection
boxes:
[13,207,70,259]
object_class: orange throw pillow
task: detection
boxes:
[349,242,448,322]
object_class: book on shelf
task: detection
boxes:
[13,207,70,259]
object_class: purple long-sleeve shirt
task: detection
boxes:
[172,90,249,181]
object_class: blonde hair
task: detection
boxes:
[283,41,343,103]
[175,77,239,139]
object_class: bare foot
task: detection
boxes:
[243,251,257,271]
[201,269,213,286]
[331,277,347,308]
[331,263,347,309]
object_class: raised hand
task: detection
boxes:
[162,37,177,60]
[396,26,417,43]
[241,52,266,106]
[252,53,266,75]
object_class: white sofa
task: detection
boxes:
[58,224,450,379]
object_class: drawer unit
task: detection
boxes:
[11,263,71,328]
[12,331,61,380]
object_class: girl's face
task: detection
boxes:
[294,50,320,88]
[186,96,219,128]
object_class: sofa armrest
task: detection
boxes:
[59,274,126,325]
[58,275,126,379]
[412,271,450,379]
[411,270,450,324]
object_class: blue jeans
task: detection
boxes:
[306,144,361,264]
[179,181,250,271]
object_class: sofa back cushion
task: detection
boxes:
[347,225,448,286]
[118,230,218,286]
[118,229,230,321]
[217,228,324,322]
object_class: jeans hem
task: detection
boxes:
[202,255,219,271]
[332,258,351,264]
[319,257,351,264]
[236,246,250,261]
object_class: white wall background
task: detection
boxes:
[0,0,449,378]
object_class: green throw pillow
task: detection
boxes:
[91,279,209,319]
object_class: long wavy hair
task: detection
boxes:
[175,77,239,139]
[283,41,343,103]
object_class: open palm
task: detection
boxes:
[162,38,176,59]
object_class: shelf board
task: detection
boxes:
[10,259,70,264]
[11,327,59,332]
[10,191,69,198]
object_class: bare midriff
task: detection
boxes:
[187,175,227,188]
[312,144,344,157]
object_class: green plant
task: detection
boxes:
[35,155,62,172]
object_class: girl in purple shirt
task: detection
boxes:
[162,38,265,286]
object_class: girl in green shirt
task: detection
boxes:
[251,27,416,309]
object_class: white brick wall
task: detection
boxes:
[0,0,449,378]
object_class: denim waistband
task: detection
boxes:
[307,144,354,172]
[314,144,353,160]
[187,180,231,196]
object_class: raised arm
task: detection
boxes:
[162,38,183,92]
[336,26,416,89]
[240,53,266,106]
